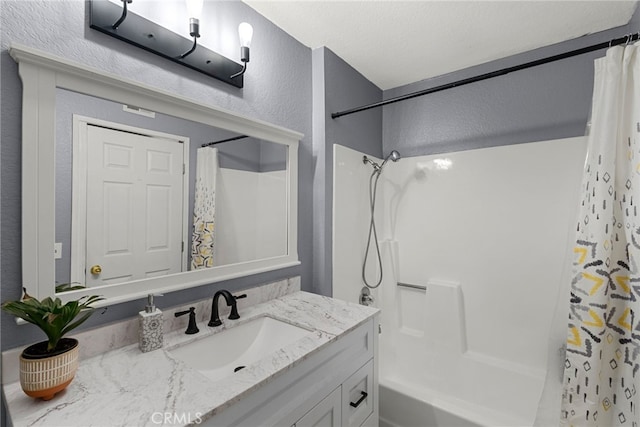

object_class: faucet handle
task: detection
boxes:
[175,307,199,334]
[228,294,246,320]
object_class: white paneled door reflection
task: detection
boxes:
[84,125,184,286]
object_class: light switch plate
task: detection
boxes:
[54,242,62,259]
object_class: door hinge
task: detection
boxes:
[182,241,184,252]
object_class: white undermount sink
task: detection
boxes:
[169,316,314,383]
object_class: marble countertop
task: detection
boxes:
[2,291,378,427]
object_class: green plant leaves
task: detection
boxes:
[1,289,104,352]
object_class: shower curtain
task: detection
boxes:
[561,44,640,426]
[191,147,218,269]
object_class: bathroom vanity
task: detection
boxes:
[2,291,379,427]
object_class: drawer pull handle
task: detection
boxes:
[350,391,368,408]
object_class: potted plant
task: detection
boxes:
[1,288,103,400]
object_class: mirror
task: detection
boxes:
[12,43,300,306]
[56,89,289,287]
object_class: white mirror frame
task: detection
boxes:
[11,43,300,307]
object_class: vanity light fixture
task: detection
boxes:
[89,0,251,88]
[231,22,253,79]
[180,0,203,59]
[111,0,132,30]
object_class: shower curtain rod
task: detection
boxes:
[331,32,640,119]
[202,135,248,147]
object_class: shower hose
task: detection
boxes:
[362,169,384,289]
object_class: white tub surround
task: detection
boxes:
[333,138,587,426]
[2,291,379,427]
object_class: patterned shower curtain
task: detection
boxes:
[561,44,640,426]
[191,147,218,269]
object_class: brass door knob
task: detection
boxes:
[90,265,102,275]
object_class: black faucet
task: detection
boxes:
[174,307,199,334]
[208,290,247,327]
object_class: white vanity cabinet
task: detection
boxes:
[206,316,379,427]
[293,359,376,427]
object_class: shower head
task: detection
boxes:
[380,150,401,169]
[363,150,401,173]
[387,150,401,162]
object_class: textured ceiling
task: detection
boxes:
[244,1,638,90]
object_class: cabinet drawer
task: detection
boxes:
[342,359,374,427]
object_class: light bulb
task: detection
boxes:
[238,22,253,48]
[185,0,203,20]
[231,22,253,76]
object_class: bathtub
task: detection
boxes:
[380,383,483,427]
[378,354,545,427]
[375,280,546,427]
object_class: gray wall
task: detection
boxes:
[1,0,312,353]
[381,11,640,156]
[311,47,382,296]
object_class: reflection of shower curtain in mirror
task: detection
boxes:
[561,44,640,426]
[191,147,218,269]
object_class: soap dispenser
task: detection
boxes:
[139,294,163,353]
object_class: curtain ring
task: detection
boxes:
[626,34,633,46]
